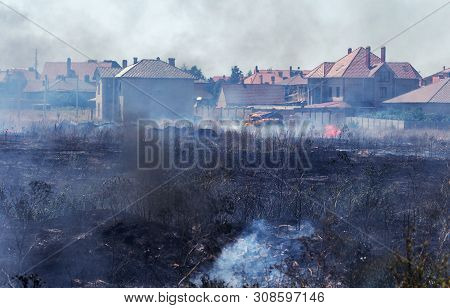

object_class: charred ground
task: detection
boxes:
[0,125,448,287]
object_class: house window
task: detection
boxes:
[328,87,332,98]
[380,87,387,98]
[336,87,340,97]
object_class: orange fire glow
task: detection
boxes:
[324,125,341,138]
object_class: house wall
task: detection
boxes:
[308,75,420,107]
[392,78,420,98]
[96,77,119,121]
[119,78,194,122]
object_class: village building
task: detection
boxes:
[115,58,195,122]
[383,78,450,114]
[306,47,421,107]
[42,58,120,83]
[422,66,450,86]
[0,68,39,106]
[194,80,215,107]
[93,67,122,121]
[243,66,310,85]
[217,84,286,108]
[277,73,309,103]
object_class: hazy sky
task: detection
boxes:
[0,0,449,77]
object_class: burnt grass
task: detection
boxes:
[0,127,448,287]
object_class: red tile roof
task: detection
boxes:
[386,62,421,79]
[42,61,113,81]
[277,74,308,85]
[244,70,290,85]
[221,84,286,106]
[211,75,230,82]
[307,47,421,79]
[384,78,450,104]
[306,62,335,78]
[23,79,45,92]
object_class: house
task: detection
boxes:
[307,46,421,107]
[243,66,309,85]
[23,77,96,108]
[115,58,195,122]
[217,84,286,108]
[244,67,290,85]
[94,67,122,121]
[194,80,215,106]
[383,78,450,114]
[46,78,96,107]
[211,75,230,82]
[277,74,309,103]
[0,68,39,106]
[42,58,120,83]
[422,66,450,85]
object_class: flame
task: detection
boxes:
[324,125,341,138]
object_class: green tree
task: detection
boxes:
[230,66,243,84]
[182,65,205,80]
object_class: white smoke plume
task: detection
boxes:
[194,220,314,287]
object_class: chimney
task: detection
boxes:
[443,66,446,71]
[381,46,386,63]
[365,46,371,69]
[289,66,293,77]
[168,58,175,66]
[133,57,138,64]
[271,76,275,84]
[66,57,72,77]
[255,65,259,73]
[122,59,128,68]
[347,48,352,54]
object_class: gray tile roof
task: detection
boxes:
[116,59,195,79]
[96,67,122,78]
[222,84,286,106]
[384,78,450,104]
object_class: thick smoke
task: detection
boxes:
[194,220,314,287]
[0,0,448,76]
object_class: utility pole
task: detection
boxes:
[34,48,38,79]
[76,77,79,123]
[43,76,47,121]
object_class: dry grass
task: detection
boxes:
[0,108,93,133]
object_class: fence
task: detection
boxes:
[345,117,405,130]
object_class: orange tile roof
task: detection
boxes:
[244,69,290,84]
[307,47,421,79]
[306,62,335,78]
[42,61,113,81]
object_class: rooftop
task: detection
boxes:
[95,67,123,78]
[42,60,115,80]
[221,84,286,106]
[307,47,421,79]
[116,59,195,79]
[384,78,450,104]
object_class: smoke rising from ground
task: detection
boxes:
[0,0,449,76]
[194,220,314,287]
